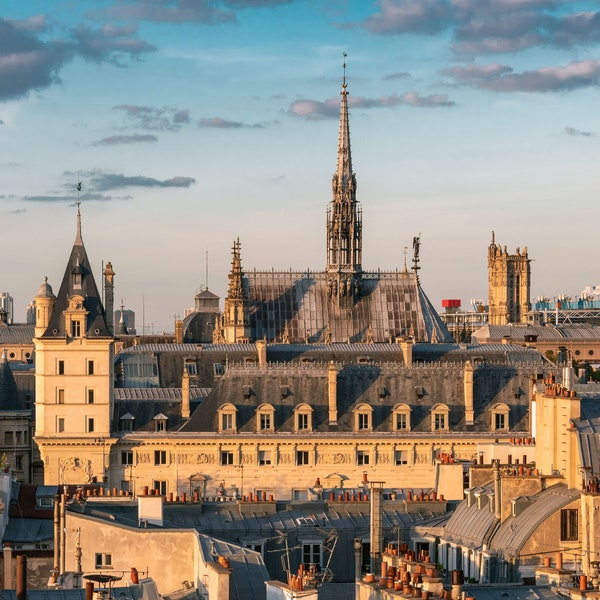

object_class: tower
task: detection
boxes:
[222,238,250,343]
[488,232,531,325]
[326,57,362,309]
[103,261,115,336]
[34,205,115,485]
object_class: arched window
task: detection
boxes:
[256,404,275,432]
[353,403,373,432]
[431,403,450,432]
[491,403,510,431]
[392,403,412,432]
[218,403,237,432]
[294,404,313,432]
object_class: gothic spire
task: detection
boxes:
[327,53,362,278]
[75,201,83,246]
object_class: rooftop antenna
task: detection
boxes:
[205,248,209,291]
[343,51,347,87]
[75,177,83,245]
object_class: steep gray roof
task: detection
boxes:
[0,323,35,345]
[243,269,453,344]
[0,351,25,410]
[42,219,110,339]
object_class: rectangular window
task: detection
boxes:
[155,420,166,432]
[495,413,506,430]
[358,414,370,430]
[434,413,446,430]
[560,509,578,541]
[222,413,233,430]
[15,456,23,470]
[88,360,94,375]
[57,360,65,375]
[154,450,167,465]
[57,389,65,404]
[396,413,407,430]
[71,320,81,338]
[221,451,234,466]
[121,419,133,432]
[297,413,309,430]
[153,480,167,495]
[87,418,95,433]
[87,389,95,404]
[296,450,309,466]
[258,450,272,466]
[302,543,322,570]
[121,451,133,466]
[15,431,22,444]
[4,432,13,445]
[95,553,112,568]
[259,413,271,430]
[395,450,408,465]
[57,417,65,433]
[185,361,197,375]
[357,450,370,466]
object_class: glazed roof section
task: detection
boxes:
[243,269,453,344]
[573,396,600,475]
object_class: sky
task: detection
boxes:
[1,0,600,333]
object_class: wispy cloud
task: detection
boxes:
[288,91,454,119]
[444,59,600,92]
[86,170,196,191]
[383,71,411,80]
[91,134,159,146]
[114,104,191,131]
[564,126,594,137]
[199,116,266,129]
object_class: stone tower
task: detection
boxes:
[34,205,115,485]
[326,58,362,309]
[222,238,250,343]
[488,232,531,325]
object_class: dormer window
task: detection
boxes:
[71,320,81,337]
[392,403,412,432]
[353,404,373,432]
[431,404,450,432]
[294,404,313,432]
[120,413,135,432]
[72,260,83,289]
[153,413,168,433]
[218,404,237,432]
[256,404,275,432]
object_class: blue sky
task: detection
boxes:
[1,0,600,332]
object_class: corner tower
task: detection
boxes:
[326,56,362,308]
[488,232,531,325]
[222,238,250,343]
[34,205,115,485]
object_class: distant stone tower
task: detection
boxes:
[222,238,250,343]
[488,232,531,325]
[326,57,362,309]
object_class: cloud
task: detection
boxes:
[86,171,196,191]
[114,104,191,131]
[7,208,27,214]
[564,126,594,137]
[0,17,155,101]
[383,71,411,80]
[359,0,455,35]
[70,24,156,63]
[0,119,4,125]
[444,59,600,92]
[288,91,454,119]
[102,0,236,25]
[22,192,123,203]
[91,134,159,146]
[355,1,600,57]
[199,116,267,129]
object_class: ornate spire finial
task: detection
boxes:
[75,180,83,246]
[343,51,347,88]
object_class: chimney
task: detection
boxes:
[369,483,383,577]
[328,361,338,424]
[400,337,413,365]
[102,262,115,336]
[175,320,183,344]
[493,459,502,521]
[16,555,26,600]
[3,544,13,589]
[463,360,474,426]
[256,338,267,368]
[181,368,190,419]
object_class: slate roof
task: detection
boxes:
[180,359,537,434]
[571,395,600,475]
[489,484,579,558]
[0,350,25,410]
[242,269,453,344]
[42,217,110,339]
[473,323,600,342]
[0,323,35,346]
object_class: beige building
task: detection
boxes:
[33,207,116,485]
[487,233,531,325]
